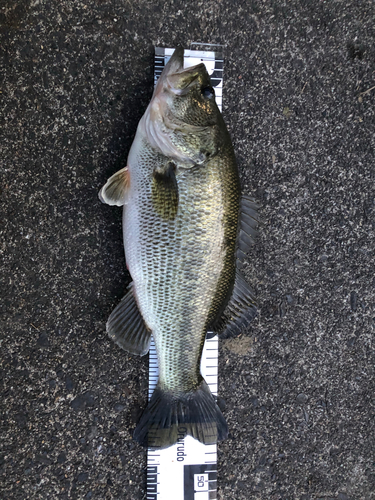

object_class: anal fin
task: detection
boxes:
[107,284,151,356]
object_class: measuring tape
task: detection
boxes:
[147,44,224,500]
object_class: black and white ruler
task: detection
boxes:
[147,44,224,500]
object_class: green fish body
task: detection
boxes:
[99,48,258,448]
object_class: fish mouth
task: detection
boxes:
[163,47,185,75]
[156,47,207,95]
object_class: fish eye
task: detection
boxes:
[201,86,214,99]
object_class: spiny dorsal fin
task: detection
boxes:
[107,284,151,356]
[151,160,179,220]
[99,167,130,206]
[237,195,260,264]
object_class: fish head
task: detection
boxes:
[159,47,218,127]
[142,47,225,164]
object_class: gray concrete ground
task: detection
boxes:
[1,0,375,499]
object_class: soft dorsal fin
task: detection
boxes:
[99,167,130,206]
[237,195,260,264]
[208,195,260,339]
[209,270,257,339]
[107,284,152,356]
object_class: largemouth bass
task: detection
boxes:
[99,47,259,449]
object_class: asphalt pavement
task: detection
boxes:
[1,0,375,498]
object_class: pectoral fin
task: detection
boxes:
[107,284,152,356]
[151,161,179,220]
[99,167,130,206]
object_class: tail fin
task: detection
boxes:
[133,379,227,449]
